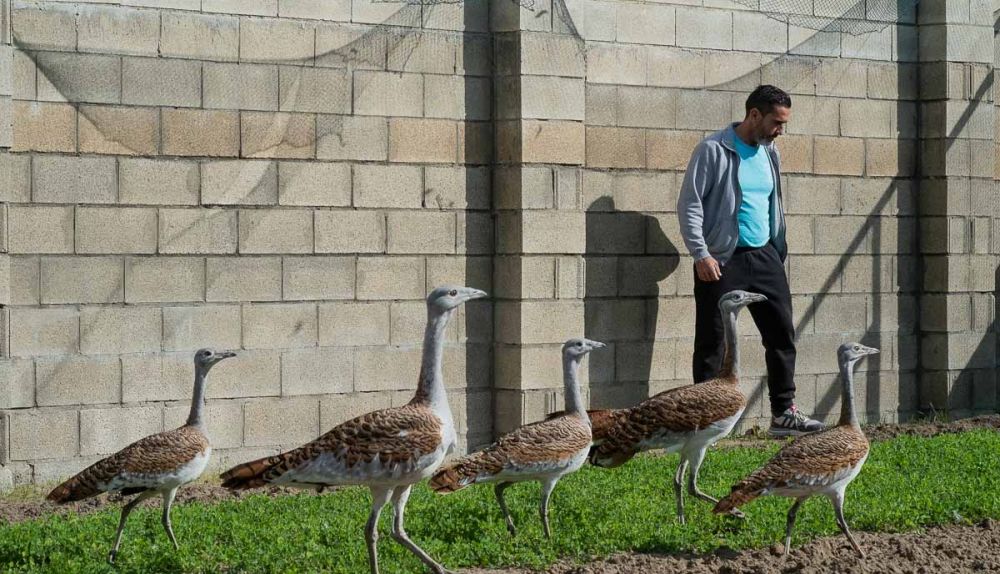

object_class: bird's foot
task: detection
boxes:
[728,508,746,520]
[107,551,117,565]
[506,524,517,538]
[677,514,686,525]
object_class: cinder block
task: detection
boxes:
[424,166,489,211]
[315,21,387,70]
[616,86,675,129]
[278,66,351,113]
[204,63,278,111]
[387,212,456,254]
[8,307,77,357]
[241,111,317,159]
[733,11,787,52]
[841,26,893,61]
[775,134,813,174]
[208,351,281,399]
[316,115,387,161]
[36,356,120,406]
[244,397,320,446]
[206,256,282,301]
[314,210,385,253]
[616,2,675,46]
[0,360,36,409]
[354,346,421,392]
[758,55,816,96]
[867,139,915,178]
[676,7,732,50]
[789,25,840,57]
[814,294,868,333]
[278,162,351,207]
[10,256,40,306]
[320,391,392,430]
[356,257,425,300]
[161,12,239,61]
[80,406,162,456]
[495,300,584,345]
[120,159,200,205]
[35,52,121,104]
[457,212,493,255]
[162,109,240,157]
[388,301,430,345]
[8,409,78,461]
[78,5,159,56]
[520,211,586,254]
[80,306,160,356]
[162,304,242,351]
[79,105,159,156]
[424,75,490,120]
[386,28,457,74]
[816,59,866,97]
[122,57,201,108]
[10,2,77,51]
[122,352,192,402]
[125,257,205,303]
[203,0,277,15]
[813,137,865,176]
[353,71,422,117]
[388,118,457,163]
[238,209,313,254]
[283,256,355,300]
[586,126,644,169]
[33,155,116,204]
[41,256,124,304]
[518,32,585,77]
[12,101,75,152]
[240,17,315,64]
[8,205,74,254]
[243,302,317,349]
[281,347,353,396]
[159,209,238,254]
[353,164,422,209]
[647,46,704,88]
[840,99,893,138]
[790,255,842,294]
[457,121,492,165]
[202,160,278,205]
[279,0,351,21]
[164,401,243,449]
[509,120,585,165]
[318,301,390,346]
[76,207,157,255]
[0,152,31,203]
[646,129,702,171]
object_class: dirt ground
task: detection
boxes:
[468,520,1000,574]
[1,415,996,526]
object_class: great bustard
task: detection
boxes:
[714,342,877,558]
[584,290,765,523]
[430,338,604,538]
[47,348,235,563]
[220,285,487,574]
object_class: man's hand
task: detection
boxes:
[695,256,722,282]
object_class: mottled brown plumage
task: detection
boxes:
[429,413,591,493]
[221,403,444,490]
[48,426,210,503]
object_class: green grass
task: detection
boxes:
[2,430,999,573]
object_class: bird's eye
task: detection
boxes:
[449,289,458,297]
[576,342,583,347]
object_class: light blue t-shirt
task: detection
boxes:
[733,136,774,248]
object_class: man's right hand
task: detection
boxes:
[695,256,722,282]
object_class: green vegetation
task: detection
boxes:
[1,430,998,573]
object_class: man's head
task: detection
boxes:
[742,85,791,144]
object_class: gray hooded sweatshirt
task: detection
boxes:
[676,123,787,266]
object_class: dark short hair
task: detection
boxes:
[745,85,791,116]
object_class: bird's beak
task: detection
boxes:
[865,347,880,355]
[751,293,768,303]
[468,289,488,300]
[589,340,607,349]
[216,351,237,360]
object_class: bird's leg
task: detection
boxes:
[687,448,744,520]
[109,490,156,564]
[673,458,688,524]
[830,491,865,559]
[783,497,806,558]
[494,482,516,537]
[539,478,557,539]
[390,486,453,574]
[161,488,180,550]
[366,486,393,574]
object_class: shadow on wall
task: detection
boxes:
[584,196,678,409]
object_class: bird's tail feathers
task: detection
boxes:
[220,453,294,490]
[429,452,490,494]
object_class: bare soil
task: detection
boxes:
[468,519,1000,574]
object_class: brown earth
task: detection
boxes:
[467,519,1000,574]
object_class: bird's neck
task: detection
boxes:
[719,307,740,380]
[412,308,453,411]
[562,354,586,417]
[186,368,208,429]
[838,359,860,428]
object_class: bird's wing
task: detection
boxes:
[736,426,869,493]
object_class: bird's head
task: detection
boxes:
[838,342,879,365]
[562,338,607,359]
[717,290,767,313]
[194,348,237,372]
[427,285,488,313]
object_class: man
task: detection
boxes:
[677,85,823,437]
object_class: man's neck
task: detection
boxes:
[734,121,758,147]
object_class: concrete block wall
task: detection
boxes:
[0,0,995,486]
[0,0,493,485]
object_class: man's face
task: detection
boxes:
[749,105,790,144]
